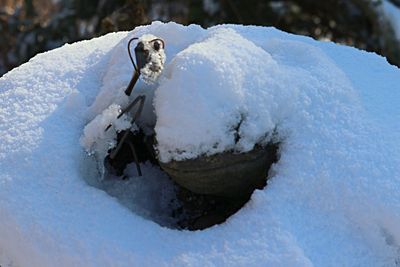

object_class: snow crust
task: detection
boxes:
[1,21,400,266]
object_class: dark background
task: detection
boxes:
[1,0,400,76]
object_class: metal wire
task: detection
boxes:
[149,38,165,49]
[104,36,165,176]
[109,95,146,160]
[127,37,139,72]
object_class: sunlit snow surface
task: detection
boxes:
[0,22,400,267]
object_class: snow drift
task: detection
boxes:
[0,21,400,266]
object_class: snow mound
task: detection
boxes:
[1,21,400,266]
[155,28,283,162]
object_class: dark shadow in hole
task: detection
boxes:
[169,143,280,230]
[103,129,280,231]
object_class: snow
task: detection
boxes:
[134,34,166,84]
[1,21,400,266]
[80,103,132,176]
[155,28,283,162]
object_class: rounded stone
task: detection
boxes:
[159,144,278,198]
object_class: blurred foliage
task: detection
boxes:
[0,0,148,75]
[0,0,399,76]
[182,0,400,66]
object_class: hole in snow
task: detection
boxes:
[82,132,280,230]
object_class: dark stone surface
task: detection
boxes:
[160,144,279,198]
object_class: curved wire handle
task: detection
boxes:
[127,37,165,71]
[149,38,165,49]
[127,37,139,72]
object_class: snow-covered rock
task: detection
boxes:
[0,21,400,266]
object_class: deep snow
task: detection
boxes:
[0,21,400,266]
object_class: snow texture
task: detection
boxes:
[155,28,282,162]
[1,21,400,266]
[80,103,132,177]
